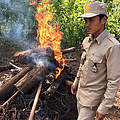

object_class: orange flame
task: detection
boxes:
[29,0,65,79]
[28,0,37,6]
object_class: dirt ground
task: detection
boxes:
[0,47,120,120]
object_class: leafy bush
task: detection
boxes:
[52,0,89,48]
[106,0,120,41]
[0,0,119,50]
[52,0,120,48]
[0,0,37,50]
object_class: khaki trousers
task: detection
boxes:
[77,101,98,120]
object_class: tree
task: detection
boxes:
[52,0,120,48]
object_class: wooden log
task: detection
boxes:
[0,65,14,72]
[43,71,64,99]
[43,65,72,98]
[0,66,32,99]
[0,65,49,109]
[13,47,56,94]
[65,59,77,62]
[61,47,75,54]
[14,66,47,94]
[13,47,75,58]
[44,79,73,98]
[0,47,56,100]
[11,47,58,67]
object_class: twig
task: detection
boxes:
[0,91,19,110]
[65,59,77,62]
[62,47,75,54]
[29,82,43,120]
[9,62,22,71]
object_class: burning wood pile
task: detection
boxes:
[0,47,78,120]
[0,0,79,119]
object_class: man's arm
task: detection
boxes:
[71,64,81,94]
[97,45,120,115]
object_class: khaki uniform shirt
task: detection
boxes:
[73,29,120,114]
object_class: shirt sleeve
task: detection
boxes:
[73,41,85,87]
[97,45,120,114]
[73,64,81,87]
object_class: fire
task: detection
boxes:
[28,0,37,6]
[29,0,65,78]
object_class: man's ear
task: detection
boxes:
[102,16,107,25]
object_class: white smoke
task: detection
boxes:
[0,0,37,49]
[27,50,55,70]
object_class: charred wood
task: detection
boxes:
[0,65,14,72]
[12,47,75,66]
[0,66,49,110]
[0,66,32,99]
[65,58,77,62]
[0,91,19,110]
[43,70,64,99]
[61,47,75,54]
[15,67,47,94]
[11,47,58,67]
[0,46,78,120]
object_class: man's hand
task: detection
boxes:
[95,111,105,120]
[71,85,77,95]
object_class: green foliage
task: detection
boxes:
[52,0,90,48]
[0,0,36,49]
[0,0,119,49]
[106,0,120,41]
[52,0,120,48]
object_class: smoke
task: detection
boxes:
[28,51,54,67]
[0,0,56,69]
[0,0,37,50]
[26,48,56,71]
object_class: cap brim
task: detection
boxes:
[78,13,99,18]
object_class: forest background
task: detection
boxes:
[0,0,120,62]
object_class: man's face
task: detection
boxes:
[84,16,105,36]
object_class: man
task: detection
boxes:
[71,1,120,120]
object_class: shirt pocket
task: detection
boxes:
[80,55,105,87]
[89,54,106,74]
[90,55,103,64]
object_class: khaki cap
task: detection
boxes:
[79,1,107,18]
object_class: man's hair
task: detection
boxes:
[97,14,107,28]
[98,14,107,21]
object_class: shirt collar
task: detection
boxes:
[89,29,109,45]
